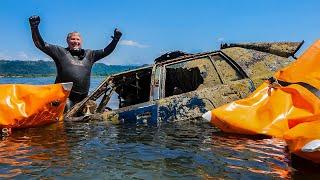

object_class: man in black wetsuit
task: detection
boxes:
[28,15,122,109]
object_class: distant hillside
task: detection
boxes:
[0,60,140,77]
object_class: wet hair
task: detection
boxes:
[66,31,81,41]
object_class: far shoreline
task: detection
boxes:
[0,75,109,78]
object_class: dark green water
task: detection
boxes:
[0,77,319,179]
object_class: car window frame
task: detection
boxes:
[160,52,221,98]
[158,51,250,98]
[208,53,247,84]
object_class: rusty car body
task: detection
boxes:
[65,41,304,125]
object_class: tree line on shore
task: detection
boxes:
[0,60,139,77]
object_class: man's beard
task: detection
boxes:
[68,48,85,59]
[71,47,80,51]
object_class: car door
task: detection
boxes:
[107,66,159,125]
[156,52,254,122]
[115,101,158,125]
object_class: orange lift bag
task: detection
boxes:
[202,40,320,163]
[284,120,320,164]
[0,82,72,129]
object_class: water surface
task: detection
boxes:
[0,77,319,179]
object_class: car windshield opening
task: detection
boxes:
[112,68,152,108]
[165,67,204,97]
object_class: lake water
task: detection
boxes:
[0,77,319,179]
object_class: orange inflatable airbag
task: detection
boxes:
[206,40,320,163]
[0,83,71,129]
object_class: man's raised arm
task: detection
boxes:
[29,16,48,53]
[92,28,122,62]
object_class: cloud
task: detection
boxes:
[17,51,29,60]
[16,51,43,61]
[217,37,224,42]
[0,50,50,61]
[0,51,12,60]
[119,40,149,48]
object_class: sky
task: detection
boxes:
[0,0,319,65]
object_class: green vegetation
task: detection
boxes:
[0,60,139,77]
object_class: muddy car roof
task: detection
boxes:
[111,41,303,78]
[221,41,304,58]
[221,41,303,78]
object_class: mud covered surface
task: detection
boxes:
[1,120,318,179]
[222,47,294,86]
[221,42,303,58]
[158,80,251,122]
[182,57,221,87]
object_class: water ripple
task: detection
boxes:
[0,120,319,179]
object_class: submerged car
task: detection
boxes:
[65,41,304,125]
